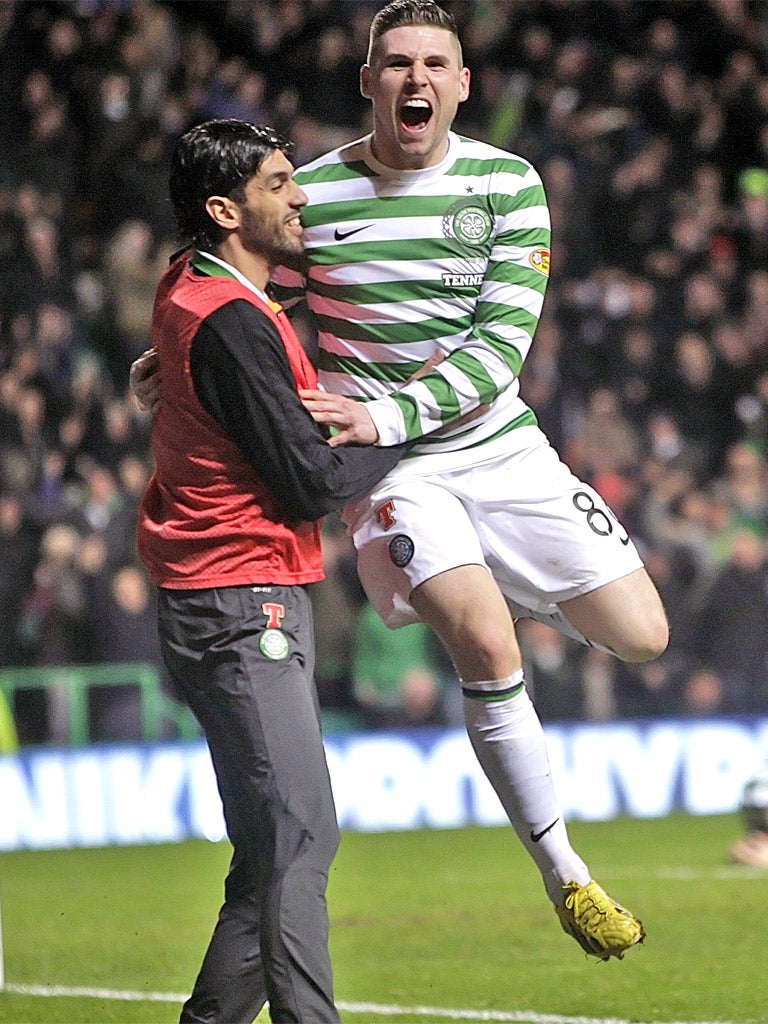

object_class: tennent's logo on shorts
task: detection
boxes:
[262,602,285,628]
[376,499,397,530]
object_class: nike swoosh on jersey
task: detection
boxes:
[334,225,373,241]
[530,818,559,843]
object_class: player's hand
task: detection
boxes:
[298,353,444,447]
[301,350,488,446]
[299,390,379,446]
[129,347,161,414]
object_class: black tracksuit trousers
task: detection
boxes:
[158,583,341,1024]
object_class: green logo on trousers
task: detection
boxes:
[259,629,289,660]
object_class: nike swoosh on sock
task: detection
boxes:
[530,818,560,842]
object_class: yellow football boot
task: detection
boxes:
[556,880,645,961]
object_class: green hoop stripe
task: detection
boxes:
[461,681,525,702]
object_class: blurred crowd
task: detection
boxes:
[1,0,768,744]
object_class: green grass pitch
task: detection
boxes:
[0,813,766,1023]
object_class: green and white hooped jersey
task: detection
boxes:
[273,132,550,459]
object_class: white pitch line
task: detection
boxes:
[338,1004,738,1024]
[2,983,187,1002]
[0,984,740,1024]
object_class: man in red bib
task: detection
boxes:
[137,119,409,1024]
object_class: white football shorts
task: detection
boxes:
[341,426,644,645]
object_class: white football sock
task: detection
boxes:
[462,671,590,905]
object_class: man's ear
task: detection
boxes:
[205,195,240,232]
[360,64,371,99]
[458,66,471,104]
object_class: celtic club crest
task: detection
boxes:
[442,198,493,248]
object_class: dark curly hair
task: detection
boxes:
[168,119,293,252]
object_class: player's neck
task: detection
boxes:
[214,237,271,291]
[368,130,451,171]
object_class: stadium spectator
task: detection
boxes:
[84,557,165,741]
[0,492,41,669]
[729,761,768,868]
[351,600,454,729]
[102,218,173,366]
[17,522,92,743]
[682,526,768,714]
[516,617,587,722]
[309,514,368,719]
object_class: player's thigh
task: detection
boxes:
[345,478,489,629]
[559,567,669,663]
[410,563,521,682]
[468,444,644,607]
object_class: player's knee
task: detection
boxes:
[615,613,670,664]
[446,624,520,681]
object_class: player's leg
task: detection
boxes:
[242,587,340,1024]
[445,436,648,957]
[348,486,591,905]
[558,567,668,662]
[410,564,518,681]
[347,473,644,958]
[468,427,668,664]
[160,587,267,1024]
[408,580,641,968]
[414,565,644,959]
[410,564,591,902]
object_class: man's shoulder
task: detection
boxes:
[171,273,276,332]
[450,132,538,177]
[295,137,371,183]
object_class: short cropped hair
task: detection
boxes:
[169,119,293,251]
[367,0,460,63]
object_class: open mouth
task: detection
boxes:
[400,98,432,131]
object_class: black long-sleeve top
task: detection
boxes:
[189,299,409,522]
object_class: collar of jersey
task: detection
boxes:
[191,250,282,312]
[363,131,458,182]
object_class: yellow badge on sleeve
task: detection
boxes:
[528,248,550,276]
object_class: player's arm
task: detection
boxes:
[300,352,490,448]
[190,300,408,520]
